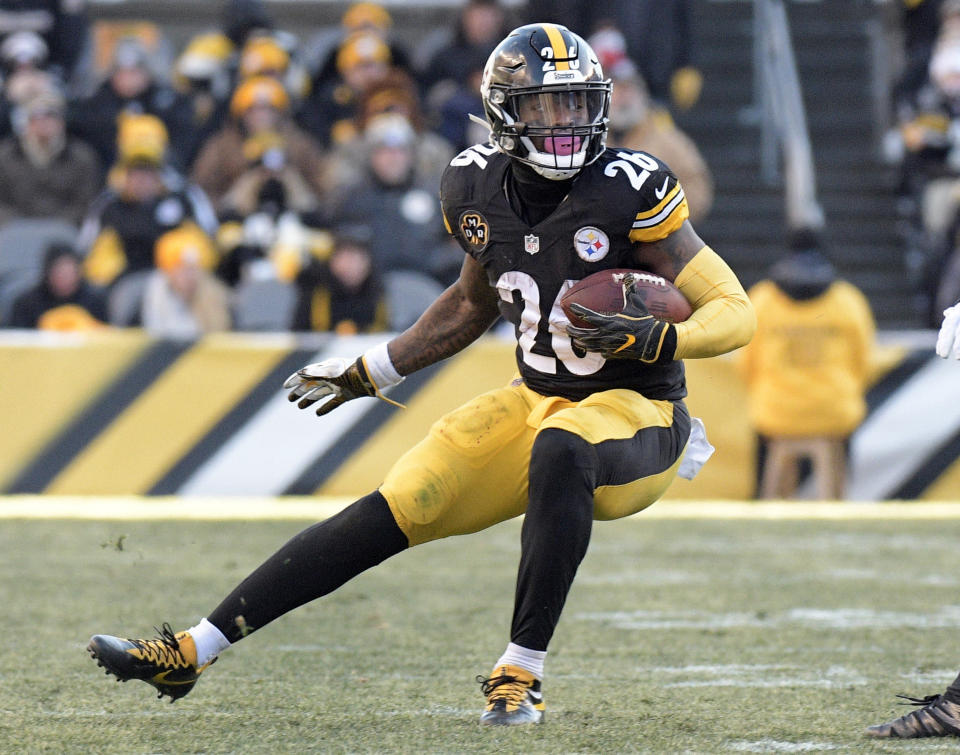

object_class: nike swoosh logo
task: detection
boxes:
[151,673,196,686]
[527,690,543,703]
[614,334,636,353]
[654,176,670,200]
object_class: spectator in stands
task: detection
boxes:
[221,0,274,51]
[68,36,197,174]
[417,3,498,172]
[320,69,454,197]
[897,39,960,222]
[79,113,218,289]
[433,55,488,155]
[421,0,509,97]
[739,230,876,500]
[221,131,323,220]
[291,225,389,334]
[296,30,393,147]
[0,89,101,226]
[0,1,89,90]
[891,0,948,115]
[593,27,714,223]
[8,242,107,330]
[214,129,330,287]
[238,34,290,82]
[328,113,456,285]
[236,33,310,110]
[523,1,701,112]
[305,2,413,97]
[0,31,60,139]
[140,224,231,338]
[192,75,327,213]
[171,32,234,170]
[892,33,960,319]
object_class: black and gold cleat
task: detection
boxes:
[477,664,544,726]
[87,623,215,702]
[866,693,960,738]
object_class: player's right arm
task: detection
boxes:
[284,254,500,416]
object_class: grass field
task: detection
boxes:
[4,499,960,753]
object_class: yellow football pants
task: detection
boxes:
[380,380,689,546]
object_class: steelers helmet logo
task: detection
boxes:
[459,211,490,251]
[574,226,610,261]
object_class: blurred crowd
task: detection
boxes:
[887,0,960,323]
[0,0,710,337]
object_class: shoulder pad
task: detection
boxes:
[597,149,690,243]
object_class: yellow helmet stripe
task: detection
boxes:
[542,24,570,71]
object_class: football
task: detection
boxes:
[560,269,692,328]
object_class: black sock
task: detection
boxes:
[208,491,407,643]
[510,429,596,651]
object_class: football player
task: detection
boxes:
[87,24,756,726]
[865,299,960,739]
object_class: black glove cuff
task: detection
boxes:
[659,324,678,362]
[347,357,377,396]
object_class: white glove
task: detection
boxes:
[936,303,960,359]
[283,357,376,416]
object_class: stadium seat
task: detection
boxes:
[0,218,78,279]
[0,268,40,325]
[384,270,445,331]
[107,269,153,327]
[233,276,297,331]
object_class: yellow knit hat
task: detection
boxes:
[335,31,390,73]
[154,224,218,272]
[116,112,168,166]
[239,35,290,78]
[230,74,290,118]
[342,2,392,31]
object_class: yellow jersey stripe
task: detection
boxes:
[633,186,686,229]
[635,183,682,220]
[542,24,570,71]
[46,336,289,494]
[629,195,689,243]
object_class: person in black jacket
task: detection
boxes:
[8,242,107,329]
[291,226,388,334]
[68,37,196,175]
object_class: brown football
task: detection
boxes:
[560,269,692,328]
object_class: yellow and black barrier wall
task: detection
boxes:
[1,330,957,500]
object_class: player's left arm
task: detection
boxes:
[567,221,756,362]
[637,220,757,359]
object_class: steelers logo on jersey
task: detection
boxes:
[574,226,610,262]
[459,211,490,251]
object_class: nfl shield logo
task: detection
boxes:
[524,234,540,254]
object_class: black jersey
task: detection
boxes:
[440,144,691,402]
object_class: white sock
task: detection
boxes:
[186,618,231,666]
[495,642,546,680]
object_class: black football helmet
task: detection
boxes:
[480,23,611,180]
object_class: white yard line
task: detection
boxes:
[3,498,960,520]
